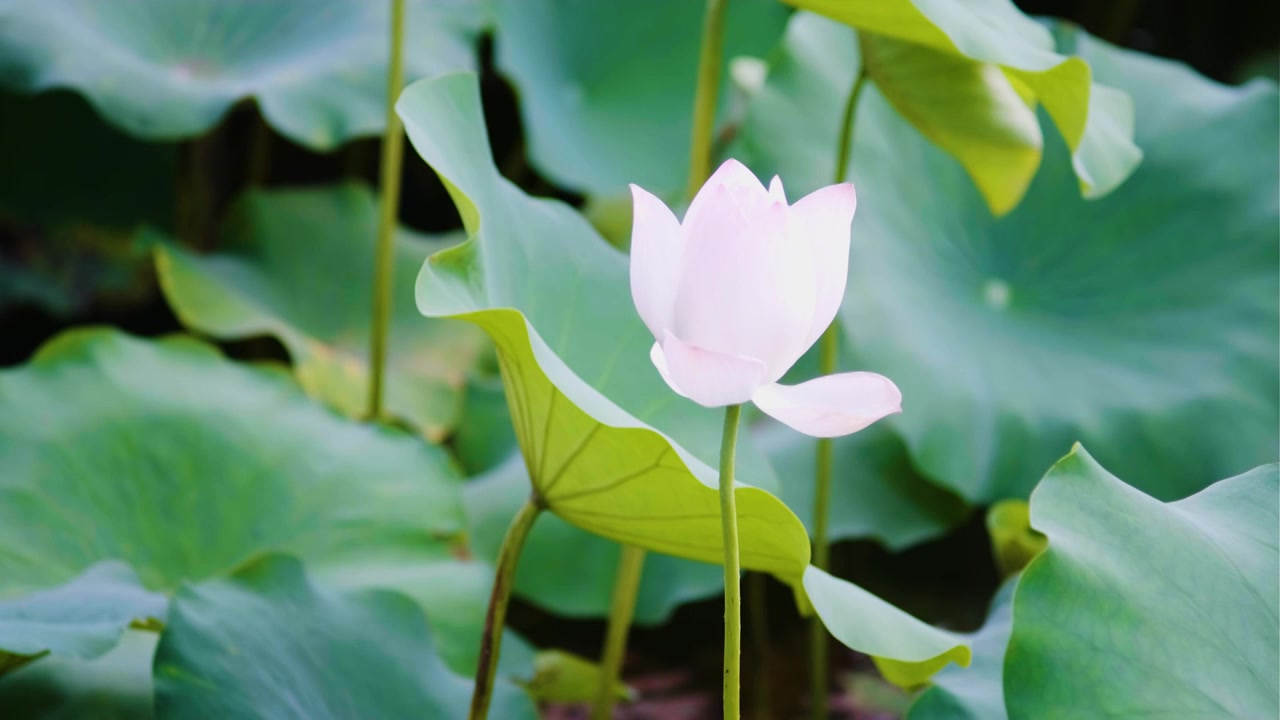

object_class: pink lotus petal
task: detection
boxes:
[752,371,901,438]
[654,330,767,408]
[629,183,683,340]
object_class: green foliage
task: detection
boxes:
[0,563,164,670]
[0,329,465,594]
[521,649,632,704]
[153,554,537,719]
[155,185,489,441]
[737,13,1279,503]
[1006,448,1278,719]
[0,631,158,719]
[782,0,1142,199]
[985,500,1046,579]
[493,0,789,195]
[463,457,723,624]
[0,0,484,147]
[907,579,1015,720]
[758,421,970,551]
[860,32,1042,215]
[0,329,529,688]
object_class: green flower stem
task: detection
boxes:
[590,544,646,720]
[469,497,542,720]
[366,0,406,420]
[811,59,867,720]
[719,403,744,719]
[686,0,728,201]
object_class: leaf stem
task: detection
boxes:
[366,0,406,420]
[591,544,646,720]
[811,56,867,720]
[686,0,729,201]
[469,497,542,720]
[719,403,743,719]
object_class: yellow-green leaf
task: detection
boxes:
[861,33,1042,215]
[783,0,1142,198]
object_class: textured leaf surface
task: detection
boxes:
[153,555,536,719]
[1005,448,1278,719]
[155,185,488,440]
[736,15,1279,502]
[0,0,484,147]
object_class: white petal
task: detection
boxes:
[629,184,683,340]
[658,330,767,408]
[673,175,816,377]
[752,371,900,438]
[649,341,687,399]
[682,158,769,227]
[789,183,857,352]
[768,175,786,203]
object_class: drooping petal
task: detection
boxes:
[629,184,684,340]
[790,183,857,352]
[656,330,767,408]
[752,371,900,438]
[673,168,817,377]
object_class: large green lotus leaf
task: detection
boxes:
[907,578,1015,720]
[782,2,1141,199]
[755,420,969,551]
[0,563,165,671]
[0,328,527,681]
[154,184,488,441]
[1006,448,1278,718]
[860,32,1042,216]
[463,456,723,624]
[0,0,483,148]
[736,14,1279,502]
[398,72,972,682]
[492,0,789,195]
[0,328,464,594]
[154,554,537,720]
[0,630,157,720]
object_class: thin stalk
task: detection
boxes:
[366,0,406,420]
[591,545,646,720]
[749,573,771,720]
[686,0,729,201]
[469,498,542,720]
[719,404,743,719]
[810,60,867,720]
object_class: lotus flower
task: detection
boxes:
[629,159,902,438]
